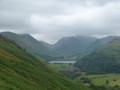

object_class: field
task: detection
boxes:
[49,63,75,71]
[49,63,120,87]
[77,73,120,87]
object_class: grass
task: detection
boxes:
[0,34,91,90]
[49,63,74,71]
[77,73,120,87]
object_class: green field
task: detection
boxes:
[78,73,120,86]
[49,63,74,71]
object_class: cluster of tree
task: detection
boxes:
[74,51,120,74]
[60,69,81,79]
[89,83,120,90]
[80,77,92,83]
[37,54,65,62]
[79,77,120,90]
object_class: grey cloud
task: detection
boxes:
[0,0,120,43]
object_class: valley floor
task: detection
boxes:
[77,73,120,87]
[49,63,120,90]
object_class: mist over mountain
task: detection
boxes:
[51,36,97,56]
[2,31,120,60]
[0,0,120,43]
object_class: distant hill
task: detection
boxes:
[86,36,119,53]
[53,36,97,55]
[75,37,120,74]
[76,36,119,58]
[1,32,53,61]
[0,34,91,90]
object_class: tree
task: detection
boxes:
[106,80,109,84]
[114,85,119,88]
[113,79,116,81]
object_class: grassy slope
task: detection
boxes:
[75,38,120,74]
[0,34,91,90]
[78,74,120,86]
[1,32,52,61]
[77,36,118,58]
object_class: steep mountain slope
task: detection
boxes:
[0,34,91,90]
[75,38,120,74]
[76,36,119,58]
[86,36,119,53]
[1,32,52,61]
[40,41,54,49]
[53,36,97,55]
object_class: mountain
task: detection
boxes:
[40,41,54,50]
[86,36,119,53]
[1,32,52,61]
[76,36,119,58]
[75,37,120,74]
[0,34,91,90]
[53,36,97,55]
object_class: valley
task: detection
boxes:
[81,73,120,86]
[1,0,120,90]
[1,31,120,90]
[0,34,90,90]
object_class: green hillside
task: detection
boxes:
[75,38,120,74]
[75,36,118,58]
[1,32,54,61]
[0,34,91,90]
[85,36,118,54]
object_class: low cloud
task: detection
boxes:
[0,0,120,43]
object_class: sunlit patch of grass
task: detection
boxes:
[78,73,120,86]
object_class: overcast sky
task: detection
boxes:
[0,0,120,44]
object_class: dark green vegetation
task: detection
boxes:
[0,34,91,90]
[49,64,120,90]
[49,63,82,79]
[75,74,120,90]
[75,37,120,74]
[82,74,120,86]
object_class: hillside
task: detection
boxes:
[53,36,97,55]
[86,36,119,53]
[75,36,119,58]
[75,38,120,74]
[1,32,53,61]
[40,41,54,49]
[0,34,91,90]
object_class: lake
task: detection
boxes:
[48,61,76,64]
